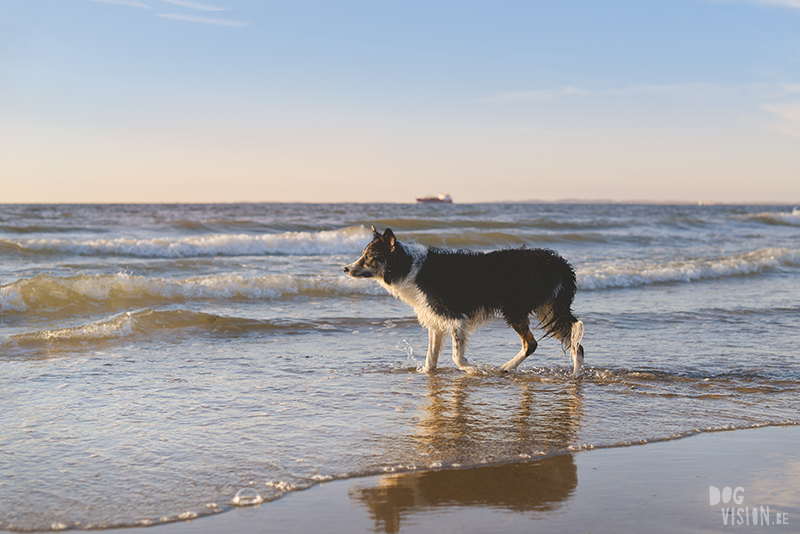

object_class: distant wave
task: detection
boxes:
[579,247,800,290]
[1,272,386,313]
[741,208,800,227]
[0,226,371,258]
[0,228,614,259]
[371,217,617,231]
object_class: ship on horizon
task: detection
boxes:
[416,194,453,204]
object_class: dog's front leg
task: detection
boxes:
[422,328,444,372]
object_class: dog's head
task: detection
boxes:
[343,226,397,279]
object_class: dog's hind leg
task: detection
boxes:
[500,319,538,372]
[422,328,444,373]
[451,327,478,373]
[568,321,585,377]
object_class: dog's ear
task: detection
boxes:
[371,225,380,240]
[383,228,396,251]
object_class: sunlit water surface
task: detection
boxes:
[1,203,798,530]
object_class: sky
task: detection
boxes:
[1,0,799,204]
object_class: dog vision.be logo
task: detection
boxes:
[709,486,790,527]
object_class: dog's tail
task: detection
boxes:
[537,268,585,376]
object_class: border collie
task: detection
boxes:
[344,227,585,376]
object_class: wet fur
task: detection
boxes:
[344,227,585,375]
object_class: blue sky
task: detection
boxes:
[1,0,799,203]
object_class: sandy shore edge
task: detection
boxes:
[92,425,800,533]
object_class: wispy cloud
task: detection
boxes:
[731,0,800,9]
[709,0,800,11]
[762,102,800,138]
[763,102,800,122]
[88,0,250,27]
[759,83,800,139]
[88,0,152,8]
[157,13,250,27]
[156,0,229,11]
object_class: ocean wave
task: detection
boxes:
[578,247,800,290]
[2,311,410,354]
[741,208,800,227]
[370,217,615,232]
[1,272,386,313]
[4,247,797,314]
[2,310,268,353]
[0,226,371,259]
[409,230,609,249]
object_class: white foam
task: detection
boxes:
[578,247,800,290]
[743,208,800,227]
[8,226,372,258]
[16,313,137,343]
[0,285,27,312]
[3,272,386,312]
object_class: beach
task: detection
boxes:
[111,425,799,533]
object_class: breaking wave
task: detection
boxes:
[1,272,385,313]
[741,208,800,227]
[3,247,798,314]
[2,311,412,355]
[0,226,371,258]
[578,248,800,290]
[5,309,240,346]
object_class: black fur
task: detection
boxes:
[415,247,579,340]
[344,227,584,374]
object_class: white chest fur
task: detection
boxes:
[376,244,490,334]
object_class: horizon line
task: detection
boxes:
[1,199,798,206]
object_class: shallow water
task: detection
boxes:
[1,203,798,530]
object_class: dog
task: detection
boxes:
[344,227,585,376]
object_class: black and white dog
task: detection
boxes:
[344,227,585,376]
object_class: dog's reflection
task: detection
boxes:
[350,453,577,534]
[412,373,583,460]
[351,374,582,533]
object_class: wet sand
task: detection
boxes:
[116,425,799,533]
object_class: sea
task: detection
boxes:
[1,202,798,531]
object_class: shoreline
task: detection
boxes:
[105,424,799,534]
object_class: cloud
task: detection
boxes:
[88,0,152,8]
[157,13,249,27]
[156,0,229,11]
[765,102,800,121]
[763,102,800,123]
[762,101,800,139]
[738,0,800,8]
[710,0,800,10]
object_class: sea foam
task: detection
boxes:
[3,227,371,258]
[742,208,800,227]
[1,272,385,313]
[578,247,800,290]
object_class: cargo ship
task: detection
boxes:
[415,194,453,204]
